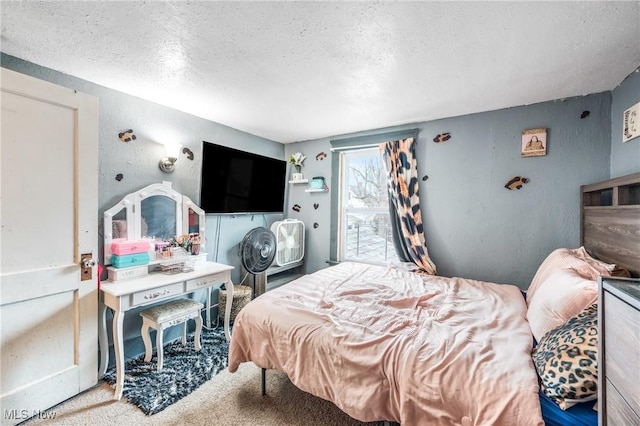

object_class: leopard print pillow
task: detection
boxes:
[532,303,598,410]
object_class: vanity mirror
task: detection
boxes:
[104,181,205,265]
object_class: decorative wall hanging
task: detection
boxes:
[118,129,136,142]
[623,101,640,143]
[433,133,451,143]
[581,111,590,119]
[505,176,529,190]
[292,204,301,212]
[182,147,194,160]
[422,175,429,181]
[315,152,327,161]
[313,223,319,229]
[521,128,547,157]
[115,173,123,181]
[313,203,319,209]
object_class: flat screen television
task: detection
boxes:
[199,141,287,214]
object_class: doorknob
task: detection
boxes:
[81,253,96,281]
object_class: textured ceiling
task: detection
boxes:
[2,1,639,143]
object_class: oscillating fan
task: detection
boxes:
[239,227,277,297]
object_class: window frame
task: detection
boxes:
[338,148,396,263]
[329,128,418,264]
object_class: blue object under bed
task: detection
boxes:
[539,391,597,426]
[520,291,598,426]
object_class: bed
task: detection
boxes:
[229,172,640,425]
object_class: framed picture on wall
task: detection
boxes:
[623,101,639,143]
[521,128,547,157]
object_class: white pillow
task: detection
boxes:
[526,247,612,308]
[527,267,598,342]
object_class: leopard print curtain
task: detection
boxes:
[379,137,437,275]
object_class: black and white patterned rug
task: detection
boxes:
[103,326,229,415]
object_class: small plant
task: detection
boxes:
[288,152,306,173]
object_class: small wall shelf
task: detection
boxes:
[305,176,329,193]
[289,179,309,184]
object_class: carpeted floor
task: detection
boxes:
[23,328,385,426]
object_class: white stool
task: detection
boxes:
[140,298,204,371]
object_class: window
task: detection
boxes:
[338,148,399,264]
[328,128,417,265]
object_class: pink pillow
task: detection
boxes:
[526,247,612,306]
[527,268,599,342]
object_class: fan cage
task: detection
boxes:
[270,219,305,266]
[240,227,276,274]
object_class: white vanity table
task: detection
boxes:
[98,262,233,400]
[98,182,234,401]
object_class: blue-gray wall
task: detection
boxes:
[286,93,618,289]
[282,65,638,284]
[610,67,640,178]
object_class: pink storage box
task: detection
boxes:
[111,238,152,256]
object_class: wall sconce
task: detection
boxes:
[159,142,182,173]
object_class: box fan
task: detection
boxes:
[270,219,305,266]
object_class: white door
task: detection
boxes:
[0,68,98,424]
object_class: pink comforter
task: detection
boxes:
[229,262,543,425]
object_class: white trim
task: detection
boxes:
[330,143,380,152]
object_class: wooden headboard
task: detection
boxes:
[581,172,640,277]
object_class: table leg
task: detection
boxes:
[223,280,234,342]
[98,301,108,379]
[205,286,212,329]
[112,309,125,400]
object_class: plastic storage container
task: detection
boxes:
[111,238,152,256]
[111,252,151,268]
